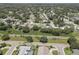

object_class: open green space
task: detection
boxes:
[25,31,53,36]
[2,48,8,55]
[0,35,78,44]
[69,32,79,37]
[10,36,26,41]
[33,37,69,44]
[48,39,68,44]
[0,30,53,36]
[32,45,38,55]
[0,31,79,44]
[33,47,38,55]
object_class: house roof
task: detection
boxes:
[19,46,31,55]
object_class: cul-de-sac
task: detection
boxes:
[0,3,79,55]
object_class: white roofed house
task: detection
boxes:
[18,46,33,55]
[26,20,34,29]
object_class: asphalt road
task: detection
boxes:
[32,42,69,55]
[0,40,69,55]
[52,44,69,55]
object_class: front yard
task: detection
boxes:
[52,50,59,55]
[64,47,72,55]
[2,48,8,55]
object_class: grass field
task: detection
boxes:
[32,45,38,55]
[48,39,68,44]
[0,36,70,44]
[25,31,53,36]
[0,30,53,36]
[33,37,68,44]
[2,48,8,55]
[10,36,26,41]
[0,31,79,44]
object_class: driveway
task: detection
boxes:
[0,41,69,55]
[52,44,69,55]
[5,45,17,55]
[38,45,49,55]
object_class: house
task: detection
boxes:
[18,46,33,55]
[72,49,79,55]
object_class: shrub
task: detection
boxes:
[26,36,33,42]
[0,43,6,47]
[40,36,48,43]
[2,34,10,41]
[67,36,79,49]
[22,26,30,33]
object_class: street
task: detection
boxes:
[0,40,69,55]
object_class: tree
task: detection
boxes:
[67,36,77,44]
[0,43,6,47]
[40,36,48,43]
[74,20,79,25]
[2,34,10,41]
[0,13,7,19]
[26,36,33,42]
[62,27,74,34]
[52,28,62,36]
[67,36,79,49]
[0,22,8,31]
[22,26,30,33]
[14,14,22,20]
[0,50,3,55]
[32,25,40,31]
[40,28,52,33]
[0,25,9,31]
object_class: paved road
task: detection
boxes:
[52,44,69,55]
[32,42,69,55]
[0,41,69,55]
[0,41,25,55]
[5,45,16,55]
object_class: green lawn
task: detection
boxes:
[48,39,68,44]
[32,37,68,44]
[2,48,8,55]
[25,31,53,36]
[9,36,39,42]
[0,36,2,40]
[69,32,79,37]
[33,37,40,42]
[0,30,53,36]
[0,31,8,34]
[64,47,72,55]
[33,46,38,55]
[10,36,26,41]
[0,35,69,44]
